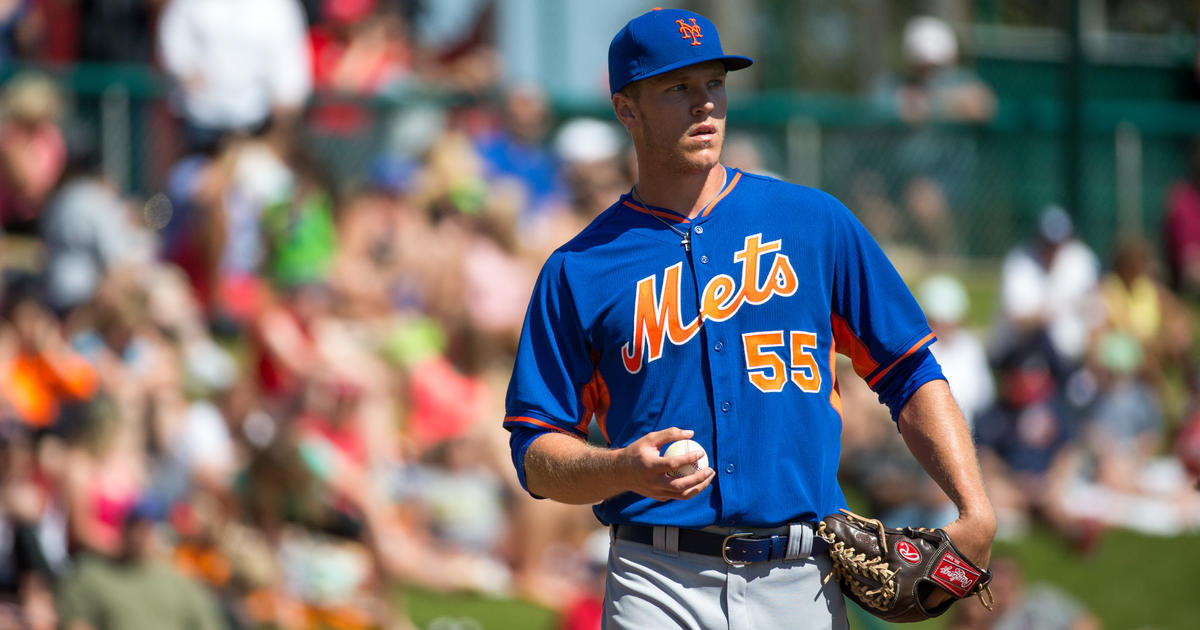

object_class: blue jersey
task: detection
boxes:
[504,167,943,528]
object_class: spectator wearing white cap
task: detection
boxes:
[551,117,628,219]
[919,274,994,431]
[520,116,632,262]
[996,205,1101,367]
[865,15,996,256]
[891,16,994,125]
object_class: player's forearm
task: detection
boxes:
[524,432,630,504]
[896,380,995,528]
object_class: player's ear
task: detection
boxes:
[613,92,638,129]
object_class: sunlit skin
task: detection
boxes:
[613,60,729,218]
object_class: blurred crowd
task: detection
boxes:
[844,200,1200,550]
[0,3,1194,630]
[0,2,631,630]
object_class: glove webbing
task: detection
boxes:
[817,513,900,611]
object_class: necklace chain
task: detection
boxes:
[631,187,691,251]
[630,170,727,254]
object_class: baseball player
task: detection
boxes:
[503,9,995,629]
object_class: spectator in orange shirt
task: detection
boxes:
[0,275,96,430]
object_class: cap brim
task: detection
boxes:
[721,56,754,72]
[617,55,755,93]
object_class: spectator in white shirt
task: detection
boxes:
[158,0,312,151]
[996,205,1100,367]
[40,164,155,314]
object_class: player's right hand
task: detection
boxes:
[616,427,714,501]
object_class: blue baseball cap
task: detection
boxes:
[608,8,753,96]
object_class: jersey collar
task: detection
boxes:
[621,165,741,224]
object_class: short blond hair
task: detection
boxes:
[1,73,62,124]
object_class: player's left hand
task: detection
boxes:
[922,513,996,609]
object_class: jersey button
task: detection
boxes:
[720,401,732,412]
[694,226,704,235]
[725,464,735,474]
[700,255,709,264]
[713,341,723,352]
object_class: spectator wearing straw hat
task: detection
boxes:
[0,73,66,234]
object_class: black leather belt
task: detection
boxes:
[613,523,827,566]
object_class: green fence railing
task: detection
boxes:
[6,62,1198,261]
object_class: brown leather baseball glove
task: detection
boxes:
[817,509,994,623]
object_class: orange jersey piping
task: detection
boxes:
[622,199,692,224]
[866,332,936,389]
[828,339,843,418]
[699,171,741,217]
[503,416,587,439]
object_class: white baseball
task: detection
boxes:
[663,439,709,478]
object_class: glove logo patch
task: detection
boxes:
[931,553,980,597]
[896,540,921,564]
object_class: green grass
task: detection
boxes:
[994,527,1200,630]
[402,525,1200,630]
[400,587,557,630]
[899,258,1002,332]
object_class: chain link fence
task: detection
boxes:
[28,65,1200,266]
[730,104,1200,263]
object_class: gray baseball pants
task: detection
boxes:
[603,524,849,629]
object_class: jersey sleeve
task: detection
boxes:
[826,195,942,418]
[503,253,596,490]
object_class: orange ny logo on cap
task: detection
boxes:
[676,18,703,45]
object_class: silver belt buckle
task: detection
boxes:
[721,532,754,567]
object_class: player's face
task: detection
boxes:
[624,61,728,175]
